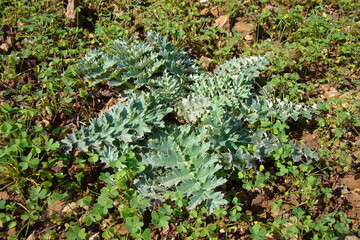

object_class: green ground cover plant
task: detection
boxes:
[0,0,359,239]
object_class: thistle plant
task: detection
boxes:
[62,32,318,213]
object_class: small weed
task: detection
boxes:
[250,223,268,240]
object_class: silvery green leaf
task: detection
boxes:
[98,145,121,168]
[188,190,207,210]
[176,180,201,195]
[205,191,228,214]
[159,168,189,188]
